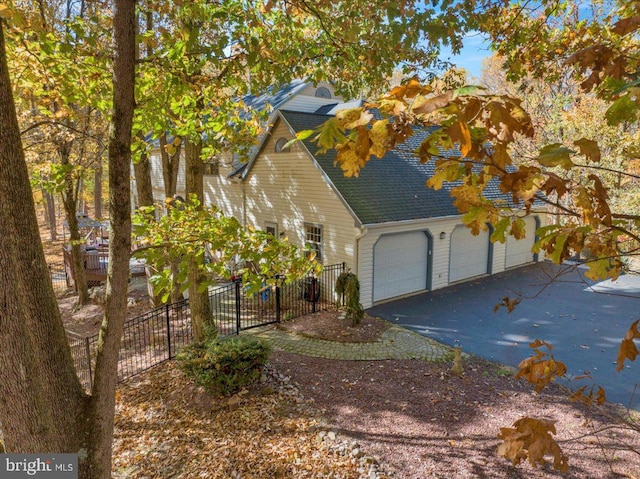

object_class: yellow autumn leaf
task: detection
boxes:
[447,120,472,156]
[0,4,11,19]
[369,119,389,158]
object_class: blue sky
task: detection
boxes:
[438,32,492,80]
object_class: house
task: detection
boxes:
[138,79,344,218]
[140,81,546,309]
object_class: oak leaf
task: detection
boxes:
[334,143,367,178]
[447,120,472,156]
[369,119,390,158]
[616,319,640,372]
[537,143,575,170]
[540,173,568,198]
[612,15,640,36]
[606,94,640,126]
[515,340,566,392]
[498,417,568,472]
[387,78,431,100]
[412,91,453,115]
[573,138,600,163]
[493,295,521,313]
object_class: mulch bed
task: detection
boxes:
[278,310,389,342]
[270,350,640,478]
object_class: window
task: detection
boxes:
[305,223,323,262]
[203,157,219,176]
[315,87,332,99]
[274,137,290,153]
[265,222,278,237]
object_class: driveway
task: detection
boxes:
[368,262,640,409]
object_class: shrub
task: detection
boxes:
[335,272,364,326]
[176,335,271,395]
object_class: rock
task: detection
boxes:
[327,431,336,441]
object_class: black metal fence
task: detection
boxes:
[49,262,70,294]
[68,263,345,392]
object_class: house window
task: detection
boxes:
[274,137,290,153]
[203,157,219,176]
[315,87,331,99]
[265,222,278,237]
[304,223,323,262]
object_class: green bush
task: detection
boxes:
[176,335,271,395]
[335,272,364,326]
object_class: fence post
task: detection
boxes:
[84,336,93,394]
[311,277,317,313]
[275,276,281,323]
[235,279,241,334]
[165,303,172,359]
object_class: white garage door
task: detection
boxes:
[505,216,537,269]
[449,225,490,282]
[373,231,429,302]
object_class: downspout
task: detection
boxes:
[354,225,368,277]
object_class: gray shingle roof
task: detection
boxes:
[242,79,310,112]
[278,110,509,226]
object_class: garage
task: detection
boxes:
[505,216,538,269]
[373,231,431,302]
[449,225,490,282]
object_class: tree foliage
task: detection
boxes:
[133,196,321,299]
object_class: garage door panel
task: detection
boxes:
[505,216,537,268]
[449,226,489,283]
[373,232,430,302]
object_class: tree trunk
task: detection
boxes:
[133,144,154,208]
[62,185,90,305]
[44,188,58,241]
[86,0,136,477]
[94,157,103,218]
[0,17,89,467]
[133,143,162,305]
[59,147,90,304]
[160,132,181,199]
[184,136,215,341]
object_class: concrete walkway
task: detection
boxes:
[250,325,454,362]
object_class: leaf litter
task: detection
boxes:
[113,361,385,478]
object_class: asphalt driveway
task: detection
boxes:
[368,262,640,409]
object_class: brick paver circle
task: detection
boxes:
[250,325,454,362]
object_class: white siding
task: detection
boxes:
[202,154,244,220]
[281,82,343,113]
[146,151,187,202]
[148,153,166,202]
[244,121,357,269]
